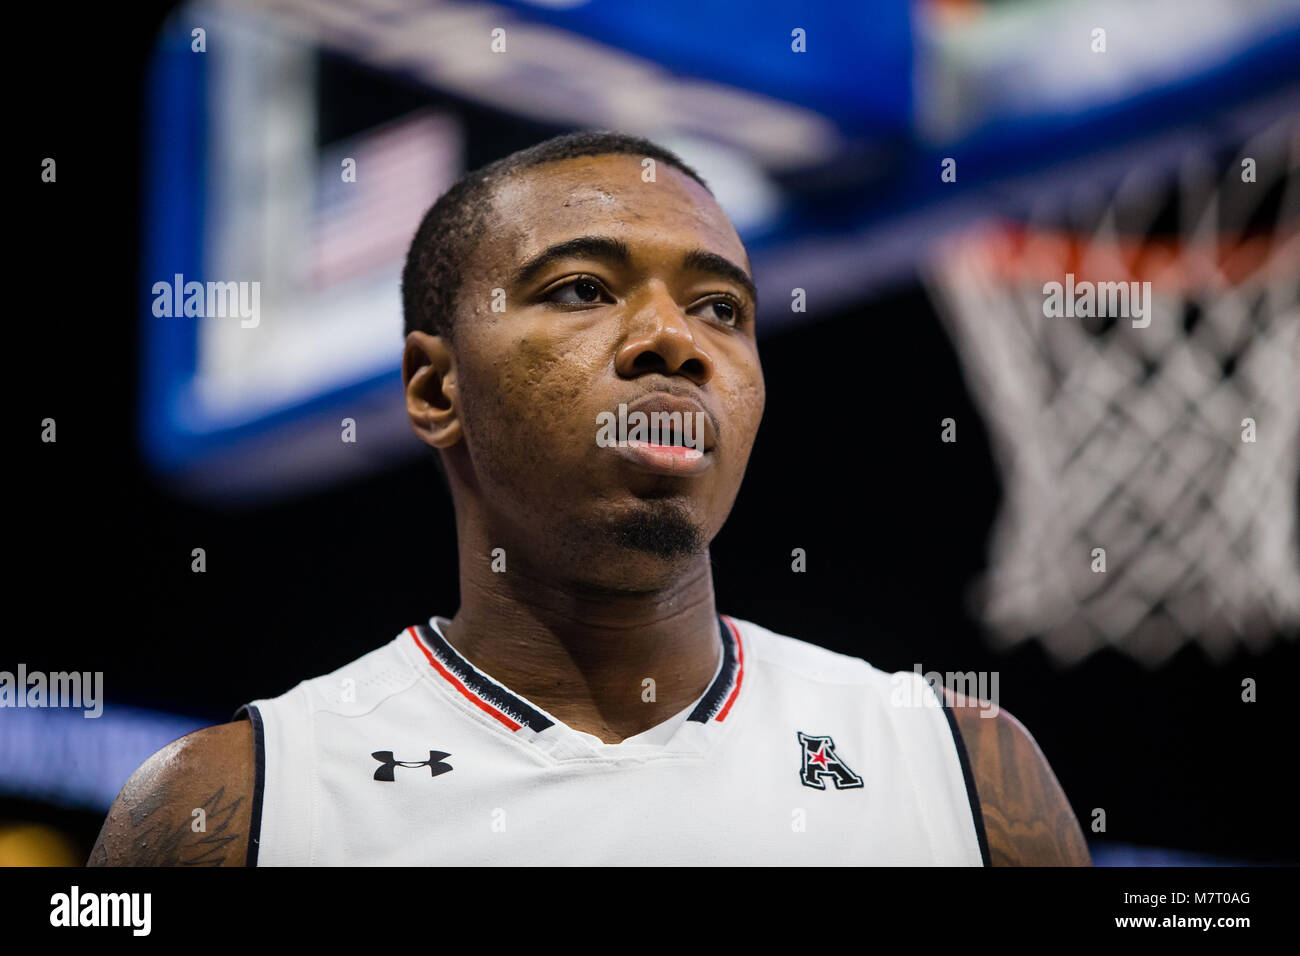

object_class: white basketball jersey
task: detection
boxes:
[237,614,990,865]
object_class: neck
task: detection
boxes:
[443,526,722,745]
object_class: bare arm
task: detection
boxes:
[88,719,255,867]
[943,687,1091,866]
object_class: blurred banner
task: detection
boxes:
[0,705,207,812]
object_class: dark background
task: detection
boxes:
[10,1,1297,864]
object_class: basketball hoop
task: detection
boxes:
[924,114,1300,667]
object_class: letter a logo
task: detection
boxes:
[797,732,864,790]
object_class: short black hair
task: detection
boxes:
[400,129,712,342]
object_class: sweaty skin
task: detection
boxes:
[90,153,1089,866]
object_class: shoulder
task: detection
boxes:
[88,719,255,867]
[941,686,1091,866]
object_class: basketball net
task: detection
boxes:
[925,114,1300,667]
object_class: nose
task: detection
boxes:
[614,283,714,387]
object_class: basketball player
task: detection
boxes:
[90,132,1090,866]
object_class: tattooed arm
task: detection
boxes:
[943,687,1092,866]
[88,720,255,867]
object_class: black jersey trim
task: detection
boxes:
[936,692,992,867]
[686,615,740,723]
[232,703,265,868]
[417,621,555,733]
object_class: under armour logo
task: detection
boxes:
[797,732,863,790]
[371,750,453,782]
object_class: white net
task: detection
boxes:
[926,113,1300,667]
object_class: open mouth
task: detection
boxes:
[618,394,717,454]
[604,393,718,475]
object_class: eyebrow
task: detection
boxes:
[682,248,759,309]
[512,236,631,290]
[511,235,759,309]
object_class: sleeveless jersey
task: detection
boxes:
[236,614,990,865]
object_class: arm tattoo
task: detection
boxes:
[957,704,1091,866]
[91,785,247,867]
[128,785,245,866]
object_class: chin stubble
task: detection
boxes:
[604,503,706,560]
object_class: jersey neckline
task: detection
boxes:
[403,613,746,756]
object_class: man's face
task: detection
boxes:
[446,153,764,588]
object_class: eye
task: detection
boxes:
[692,296,745,327]
[542,276,612,306]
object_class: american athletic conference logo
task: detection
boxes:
[797,732,863,790]
[371,750,453,781]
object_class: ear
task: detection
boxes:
[402,331,463,451]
